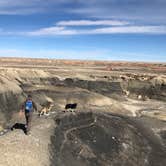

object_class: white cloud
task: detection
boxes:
[1,19,166,36]
[0,0,166,26]
[56,20,129,26]
[27,26,77,36]
[0,0,166,28]
[70,0,166,24]
[26,24,166,36]
[90,26,166,34]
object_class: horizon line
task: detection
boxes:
[0,56,165,64]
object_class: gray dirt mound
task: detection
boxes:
[50,112,166,166]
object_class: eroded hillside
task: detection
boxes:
[0,58,165,166]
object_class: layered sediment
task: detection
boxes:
[0,58,165,166]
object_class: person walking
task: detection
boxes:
[20,94,37,135]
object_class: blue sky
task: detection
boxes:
[0,0,166,62]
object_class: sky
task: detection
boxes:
[0,0,166,62]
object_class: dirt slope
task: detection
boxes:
[0,114,55,166]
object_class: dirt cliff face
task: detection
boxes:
[0,58,165,166]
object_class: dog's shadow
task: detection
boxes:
[11,123,27,134]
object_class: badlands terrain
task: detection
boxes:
[0,57,165,166]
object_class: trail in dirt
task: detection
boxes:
[0,114,55,166]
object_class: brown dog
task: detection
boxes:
[39,102,54,116]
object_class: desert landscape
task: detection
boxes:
[0,57,165,166]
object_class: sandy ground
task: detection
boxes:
[0,114,55,166]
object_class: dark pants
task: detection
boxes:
[25,111,33,133]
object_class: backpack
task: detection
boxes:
[25,100,33,112]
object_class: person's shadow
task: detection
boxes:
[11,123,27,134]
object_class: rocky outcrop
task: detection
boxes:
[64,78,123,98]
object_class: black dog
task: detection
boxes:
[11,123,27,134]
[65,103,77,112]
